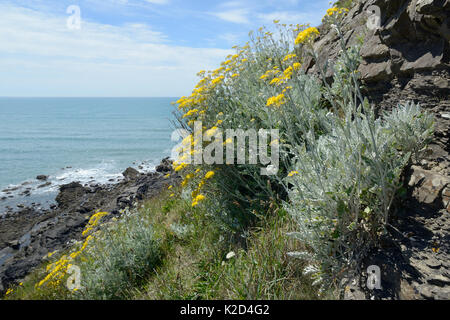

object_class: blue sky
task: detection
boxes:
[0,0,332,97]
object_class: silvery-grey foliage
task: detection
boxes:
[283,43,434,286]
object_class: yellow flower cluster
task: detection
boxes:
[36,211,109,290]
[172,47,249,200]
[4,282,23,296]
[282,53,297,62]
[288,171,299,177]
[266,93,286,107]
[326,7,349,17]
[82,211,109,237]
[294,27,320,45]
[191,194,205,207]
[189,170,216,207]
[260,66,280,81]
[175,47,250,128]
[205,170,215,179]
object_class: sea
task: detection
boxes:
[0,97,178,214]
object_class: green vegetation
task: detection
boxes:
[5,189,334,300]
[2,4,434,300]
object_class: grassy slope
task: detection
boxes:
[3,187,337,300]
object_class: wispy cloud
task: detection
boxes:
[210,8,251,24]
[0,3,231,96]
[218,32,245,46]
[1,0,333,96]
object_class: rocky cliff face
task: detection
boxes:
[308,0,450,299]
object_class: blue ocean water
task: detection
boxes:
[0,97,177,213]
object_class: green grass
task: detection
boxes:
[135,195,335,300]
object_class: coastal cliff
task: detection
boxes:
[306,0,449,299]
[1,0,449,300]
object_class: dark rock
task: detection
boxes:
[36,175,48,181]
[37,182,52,189]
[122,167,140,180]
[156,157,173,173]
[55,182,87,209]
[7,240,20,250]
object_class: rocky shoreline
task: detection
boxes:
[0,157,179,293]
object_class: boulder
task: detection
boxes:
[156,157,173,173]
[122,167,140,180]
[55,182,88,209]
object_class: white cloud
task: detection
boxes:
[0,3,231,96]
[144,0,170,4]
[218,33,243,46]
[210,8,250,24]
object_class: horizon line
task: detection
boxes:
[0,96,180,98]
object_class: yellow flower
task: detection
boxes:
[182,108,199,118]
[212,76,224,85]
[293,62,302,71]
[325,7,349,17]
[205,126,218,137]
[168,185,173,190]
[295,27,319,44]
[269,77,281,85]
[175,164,187,172]
[195,194,206,202]
[326,7,339,16]
[185,173,194,180]
[266,93,286,107]
[205,171,215,179]
[288,171,299,177]
[282,53,297,62]
[283,66,293,79]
